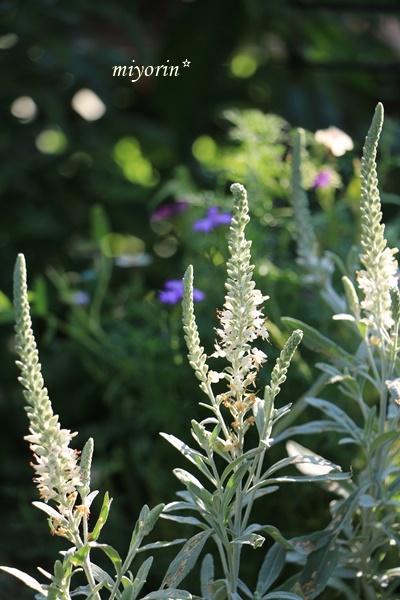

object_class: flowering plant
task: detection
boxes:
[281,103,400,598]
[2,104,399,600]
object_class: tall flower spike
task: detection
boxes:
[182,265,209,392]
[14,254,81,515]
[357,103,399,334]
[290,129,334,285]
[211,183,269,408]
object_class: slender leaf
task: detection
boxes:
[231,533,265,548]
[0,566,47,595]
[70,544,91,566]
[282,317,354,363]
[129,556,153,599]
[91,543,122,576]
[299,538,340,599]
[262,592,303,600]
[220,447,260,484]
[173,469,213,509]
[200,554,214,600]
[306,397,362,440]
[31,501,66,522]
[140,503,165,536]
[161,529,212,589]
[142,591,192,600]
[138,539,187,552]
[120,582,136,600]
[221,462,252,519]
[160,433,215,484]
[256,542,286,596]
[91,491,112,541]
[262,526,296,550]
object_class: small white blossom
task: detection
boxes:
[315,126,354,157]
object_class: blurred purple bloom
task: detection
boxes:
[159,279,205,304]
[313,168,334,189]
[72,291,90,305]
[151,200,188,222]
[193,206,232,233]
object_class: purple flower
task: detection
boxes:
[72,291,90,305]
[151,201,188,222]
[193,206,232,233]
[159,279,205,304]
[313,168,334,189]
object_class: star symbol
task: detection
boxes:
[182,59,191,68]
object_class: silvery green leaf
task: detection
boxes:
[262,526,296,550]
[268,471,350,484]
[220,447,260,484]
[370,430,400,453]
[286,441,341,476]
[90,543,122,576]
[160,433,216,484]
[338,437,358,446]
[162,500,198,514]
[85,490,99,508]
[358,494,378,508]
[252,397,265,436]
[238,577,253,598]
[200,554,214,600]
[70,584,91,597]
[221,462,252,519]
[242,486,279,508]
[299,538,340,599]
[91,491,112,541]
[231,533,265,548]
[161,514,203,526]
[291,528,334,555]
[32,501,66,522]
[161,529,212,589]
[70,544,90,567]
[306,397,362,441]
[129,556,153,599]
[282,317,354,364]
[90,564,114,588]
[0,567,47,595]
[173,469,213,508]
[332,313,356,322]
[256,542,286,596]
[262,592,303,599]
[120,582,136,600]
[140,503,165,536]
[138,539,187,552]
[142,591,192,600]
[274,421,338,444]
[85,579,110,599]
[36,567,52,580]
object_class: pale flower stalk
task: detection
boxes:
[14,253,82,517]
[357,102,399,337]
[211,184,269,419]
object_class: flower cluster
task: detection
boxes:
[211,184,269,417]
[14,254,82,515]
[357,103,399,334]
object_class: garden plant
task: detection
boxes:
[1,103,399,599]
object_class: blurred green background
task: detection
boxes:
[1,0,400,597]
